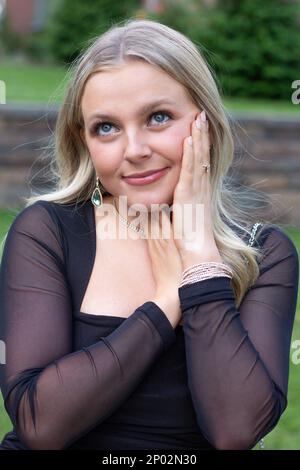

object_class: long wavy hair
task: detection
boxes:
[21,18,279,307]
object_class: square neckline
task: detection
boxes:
[76,199,184,328]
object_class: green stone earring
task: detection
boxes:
[91,176,103,208]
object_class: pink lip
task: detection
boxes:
[122,167,169,186]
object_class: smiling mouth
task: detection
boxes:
[122,167,170,185]
[123,167,169,178]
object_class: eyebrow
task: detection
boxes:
[87,98,178,123]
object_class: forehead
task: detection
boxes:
[81,61,191,109]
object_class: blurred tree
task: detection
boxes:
[146,0,300,99]
[46,0,140,64]
[193,0,300,99]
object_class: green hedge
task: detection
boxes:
[45,0,141,64]
[148,0,300,100]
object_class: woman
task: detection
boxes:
[0,18,298,450]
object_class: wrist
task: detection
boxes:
[180,251,223,270]
[152,295,181,329]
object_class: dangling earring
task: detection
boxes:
[91,176,103,208]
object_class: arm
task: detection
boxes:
[178,226,299,449]
[0,202,177,450]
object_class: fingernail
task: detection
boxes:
[200,110,206,122]
[188,135,193,146]
[196,115,201,130]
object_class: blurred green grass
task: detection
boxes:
[0,59,299,113]
[0,208,299,448]
[0,210,19,438]
[0,60,69,103]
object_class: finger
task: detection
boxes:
[154,209,169,240]
[178,136,194,187]
[160,207,173,240]
[192,112,211,191]
[191,114,203,187]
[199,111,211,165]
[153,210,162,240]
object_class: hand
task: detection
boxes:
[146,209,182,323]
[172,110,222,266]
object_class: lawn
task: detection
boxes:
[0,59,299,114]
[0,208,299,449]
[0,60,69,103]
[0,210,20,439]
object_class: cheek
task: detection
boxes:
[85,139,120,175]
[166,124,189,164]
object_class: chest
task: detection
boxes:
[80,235,158,318]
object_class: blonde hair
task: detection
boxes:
[22,18,280,307]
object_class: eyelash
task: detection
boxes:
[90,110,173,137]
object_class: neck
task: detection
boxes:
[112,196,172,228]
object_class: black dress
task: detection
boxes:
[0,200,298,450]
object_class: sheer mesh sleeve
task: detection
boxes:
[0,202,177,450]
[178,225,299,450]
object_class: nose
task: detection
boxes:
[123,131,152,161]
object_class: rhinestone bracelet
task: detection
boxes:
[182,262,233,278]
[179,262,234,288]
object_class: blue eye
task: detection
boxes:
[91,111,172,137]
[149,111,171,126]
[97,122,115,136]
